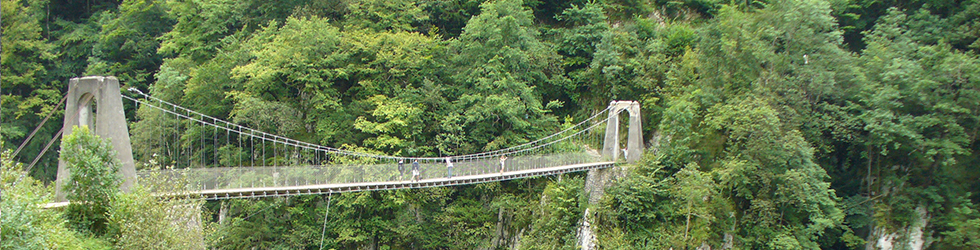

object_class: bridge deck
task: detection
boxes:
[43,162,614,208]
[195,161,614,200]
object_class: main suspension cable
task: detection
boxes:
[124,89,620,163]
[12,92,69,159]
[17,94,93,186]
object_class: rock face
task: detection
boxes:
[576,165,629,250]
[485,206,524,250]
[868,206,932,250]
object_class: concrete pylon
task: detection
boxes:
[55,76,136,201]
[602,101,643,163]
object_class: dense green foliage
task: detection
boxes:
[60,126,122,236]
[3,0,980,249]
[1,142,98,249]
[206,178,575,249]
[3,129,206,248]
[109,164,206,249]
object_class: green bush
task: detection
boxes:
[60,126,122,236]
[1,142,93,249]
[109,175,206,249]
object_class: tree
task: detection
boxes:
[109,162,206,249]
[0,0,52,100]
[158,0,252,63]
[422,0,483,38]
[85,0,173,91]
[129,62,190,167]
[706,96,843,250]
[354,95,425,153]
[158,0,310,63]
[60,126,121,236]
[1,0,59,179]
[231,14,447,149]
[940,194,980,249]
[446,0,562,154]
[343,0,428,32]
[849,8,980,246]
[1,142,95,249]
[600,158,678,248]
[232,16,349,145]
[582,21,670,117]
[520,177,585,249]
[672,162,717,247]
[550,2,610,112]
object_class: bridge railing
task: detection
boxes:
[125,90,617,169]
[140,151,603,192]
[123,87,626,193]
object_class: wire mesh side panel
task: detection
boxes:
[137,111,613,193]
[127,89,620,193]
[139,152,604,192]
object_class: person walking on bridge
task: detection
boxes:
[499,155,507,175]
[412,160,420,182]
[446,157,454,179]
[398,159,405,180]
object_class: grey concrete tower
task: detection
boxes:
[602,101,643,163]
[55,76,136,201]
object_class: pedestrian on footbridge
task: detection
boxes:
[499,155,508,175]
[446,157,454,179]
[412,160,420,182]
[398,159,405,180]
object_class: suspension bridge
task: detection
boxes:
[36,76,643,202]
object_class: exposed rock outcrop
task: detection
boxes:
[867,206,932,250]
[576,165,629,250]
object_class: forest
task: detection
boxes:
[2,0,980,249]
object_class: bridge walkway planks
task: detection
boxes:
[196,161,615,200]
